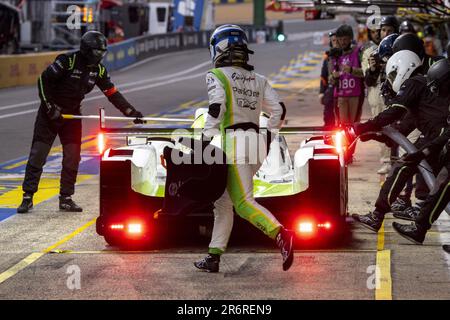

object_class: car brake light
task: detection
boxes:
[98,132,105,154]
[318,222,332,230]
[298,222,314,233]
[334,131,344,153]
[128,223,142,234]
[110,224,124,230]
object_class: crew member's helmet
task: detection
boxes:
[335,24,354,39]
[392,33,425,61]
[377,33,399,62]
[379,16,399,32]
[424,25,435,37]
[426,58,450,96]
[399,20,415,34]
[386,50,422,92]
[80,31,108,65]
[209,24,252,65]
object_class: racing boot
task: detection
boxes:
[392,221,426,244]
[351,211,384,232]
[276,227,294,271]
[194,254,220,273]
[17,193,33,214]
[59,196,83,212]
[443,245,450,253]
[393,206,420,221]
[390,197,412,214]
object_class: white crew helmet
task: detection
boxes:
[209,24,250,63]
[385,49,422,92]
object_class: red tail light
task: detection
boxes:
[334,130,344,153]
[127,223,143,235]
[318,222,332,230]
[298,222,314,233]
[98,132,106,154]
[110,224,124,230]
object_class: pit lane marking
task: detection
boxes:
[375,250,392,300]
[375,220,392,300]
[0,175,93,210]
[0,219,95,285]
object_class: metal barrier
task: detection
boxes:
[0,25,277,88]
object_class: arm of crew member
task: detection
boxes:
[319,58,329,94]
[356,81,419,134]
[203,72,226,139]
[262,80,286,132]
[96,65,137,116]
[38,54,70,104]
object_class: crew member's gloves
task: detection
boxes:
[359,132,394,147]
[125,108,145,124]
[45,102,62,121]
[401,150,427,166]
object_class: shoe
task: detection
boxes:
[393,206,420,221]
[377,163,391,175]
[392,221,426,244]
[59,196,83,212]
[391,198,412,214]
[276,228,294,271]
[443,245,450,253]
[17,193,33,214]
[194,254,220,273]
[352,211,384,232]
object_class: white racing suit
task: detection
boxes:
[203,66,286,255]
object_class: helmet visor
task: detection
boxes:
[92,49,107,60]
[387,70,397,85]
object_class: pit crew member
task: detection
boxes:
[17,31,143,213]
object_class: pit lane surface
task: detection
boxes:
[1,19,450,300]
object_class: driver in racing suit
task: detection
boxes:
[194,25,294,273]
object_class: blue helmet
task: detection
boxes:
[209,24,250,63]
[377,33,399,62]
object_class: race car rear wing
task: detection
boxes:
[62,108,339,136]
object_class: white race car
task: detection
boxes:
[94,109,349,247]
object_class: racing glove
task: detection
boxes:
[45,102,62,121]
[400,149,429,166]
[124,108,145,124]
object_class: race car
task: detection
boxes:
[93,108,349,247]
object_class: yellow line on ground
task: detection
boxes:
[375,214,392,300]
[377,221,385,251]
[0,253,45,284]
[299,66,316,71]
[43,219,96,253]
[4,136,96,170]
[0,175,93,208]
[375,249,392,300]
[0,218,95,285]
